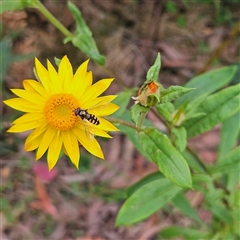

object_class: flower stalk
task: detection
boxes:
[33,0,72,38]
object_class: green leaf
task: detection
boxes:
[160,226,210,239]
[226,168,240,191]
[139,129,192,188]
[205,189,225,203]
[218,110,240,161]
[212,146,240,174]
[182,150,207,174]
[172,101,188,126]
[66,2,105,65]
[175,66,238,108]
[187,84,240,138]
[229,189,240,209]
[166,1,177,14]
[156,102,175,122]
[1,0,34,14]
[184,93,208,117]
[177,16,187,28]
[209,201,233,224]
[130,104,149,125]
[193,174,213,192]
[127,172,164,197]
[112,90,133,117]
[171,126,187,152]
[192,174,213,184]
[172,192,202,224]
[54,57,61,67]
[183,112,206,125]
[115,178,181,226]
[160,86,195,103]
[146,53,161,82]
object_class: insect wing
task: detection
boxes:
[82,119,94,142]
[88,100,110,111]
[87,101,110,117]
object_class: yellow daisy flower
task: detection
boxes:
[4,56,119,170]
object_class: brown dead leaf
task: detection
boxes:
[158,43,190,61]
[87,200,104,236]
[30,176,58,219]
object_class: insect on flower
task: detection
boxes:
[3,56,119,170]
[74,100,111,141]
[74,107,100,142]
[74,108,100,125]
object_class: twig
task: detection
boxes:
[105,117,140,132]
[198,21,240,74]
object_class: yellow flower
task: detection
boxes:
[4,56,119,170]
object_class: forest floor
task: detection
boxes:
[1,0,239,239]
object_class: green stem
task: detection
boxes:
[33,0,130,89]
[105,117,140,132]
[33,0,72,38]
[137,111,147,130]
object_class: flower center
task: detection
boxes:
[44,93,79,131]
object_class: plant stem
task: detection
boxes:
[34,0,72,38]
[137,111,147,130]
[198,21,240,74]
[31,1,215,181]
[33,0,130,89]
[105,117,140,132]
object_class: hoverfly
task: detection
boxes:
[74,108,100,125]
[74,108,99,142]
[74,100,109,141]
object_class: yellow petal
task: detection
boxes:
[62,130,80,168]
[58,56,73,92]
[47,60,62,93]
[36,127,56,160]
[92,128,112,138]
[80,78,114,105]
[74,123,112,139]
[25,135,46,152]
[89,103,119,117]
[35,58,52,92]
[25,134,44,151]
[7,119,43,132]
[72,71,93,100]
[62,144,68,156]
[23,80,51,98]
[3,98,43,112]
[25,121,49,149]
[22,79,39,93]
[10,89,46,104]
[12,112,45,124]
[47,131,62,170]
[81,95,117,109]
[72,127,104,159]
[71,59,90,92]
[98,117,119,131]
